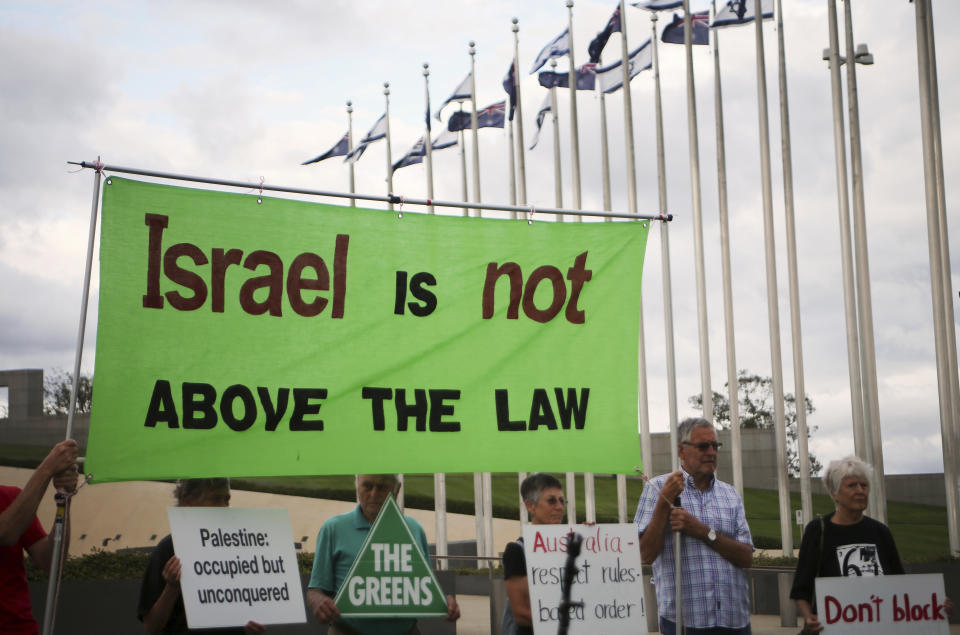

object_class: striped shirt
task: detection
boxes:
[634,469,753,629]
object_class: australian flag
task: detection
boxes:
[588,7,621,64]
[538,63,597,91]
[447,101,506,132]
[661,11,710,45]
[302,132,349,165]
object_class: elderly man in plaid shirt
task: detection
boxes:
[635,417,754,635]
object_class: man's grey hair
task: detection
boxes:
[520,473,563,504]
[678,417,715,443]
[823,456,873,496]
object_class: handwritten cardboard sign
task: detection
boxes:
[168,507,306,629]
[816,573,949,634]
[522,523,645,634]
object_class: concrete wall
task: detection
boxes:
[0,368,44,419]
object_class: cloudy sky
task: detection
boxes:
[1,1,956,475]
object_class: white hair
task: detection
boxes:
[823,456,873,496]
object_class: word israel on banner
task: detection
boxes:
[85,178,648,481]
[168,507,305,629]
[522,523,645,634]
[816,573,949,634]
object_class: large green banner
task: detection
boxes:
[86,178,648,481]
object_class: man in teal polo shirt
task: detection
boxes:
[307,474,460,634]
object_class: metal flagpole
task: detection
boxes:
[422,62,445,566]
[652,12,678,480]
[923,0,960,557]
[596,53,616,524]
[682,0,714,425]
[508,115,517,206]
[469,41,481,212]
[513,18,528,206]
[842,0,886,523]
[387,84,401,511]
[458,109,469,217]
[914,0,960,556]
[434,473,448,570]
[710,4,743,498]
[599,59,612,213]
[550,59,564,208]
[519,472,529,524]
[473,472,486,567]
[566,0,583,218]
[564,2,588,520]
[825,0,867,466]
[774,0,811,520]
[465,41,492,560]
[423,64,435,214]
[483,471,493,565]
[566,472,577,525]
[752,0,792,557]
[384,82,395,212]
[347,101,356,207]
[657,12,684,633]
[631,6,652,481]
[42,162,102,635]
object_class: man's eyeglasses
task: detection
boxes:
[542,496,565,506]
[682,441,722,451]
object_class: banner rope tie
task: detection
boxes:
[257,177,264,204]
[527,204,536,225]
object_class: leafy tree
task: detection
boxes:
[43,369,93,416]
[689,369,822,477]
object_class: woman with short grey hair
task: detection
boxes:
[790,456,903,633]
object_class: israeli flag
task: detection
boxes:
[435,73,472,121]
[711,0,773,28]
[631,0,683,10]
[359,113,387,144]
[530,27,570,74]
[596,39,652,94]
[528,93,552,150]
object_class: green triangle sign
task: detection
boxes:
[334,494,448,617]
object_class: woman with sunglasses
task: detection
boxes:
[501,473,567,635]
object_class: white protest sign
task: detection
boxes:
[816,573,949,634]
[168,507,306,629]
[522,523,645,634]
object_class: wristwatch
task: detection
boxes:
[706,528,717,543]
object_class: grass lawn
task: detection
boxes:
[1,445,951,562]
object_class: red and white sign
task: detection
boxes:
[522,523,645,635]
[816,573,949,634]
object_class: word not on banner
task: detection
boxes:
[816,574,949,634]
[86,177,648,481]
[334,494,447,617]
[523,523,645,634]
[168,507,305,629]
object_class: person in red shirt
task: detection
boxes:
[0,439,79,635]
